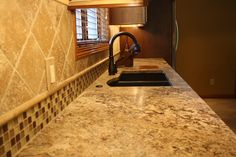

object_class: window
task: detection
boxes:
[75,8,109,58]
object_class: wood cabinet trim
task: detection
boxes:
[68,0,145,10]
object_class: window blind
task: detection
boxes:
[75,8,109,44]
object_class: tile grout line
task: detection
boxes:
[65,32,74,62]
[65,33,75,73]
[58,10,74,56]
[31,33,47,59]
[55,10,70,56]
[47,2,66,57]
[60,32,74,81]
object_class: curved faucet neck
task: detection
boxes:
[109,32,139,57]
[109,32,139,75]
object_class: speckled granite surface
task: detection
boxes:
[17,59,236,157]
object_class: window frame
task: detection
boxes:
[73,8,110,59]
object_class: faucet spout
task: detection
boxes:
[108,32,141,75]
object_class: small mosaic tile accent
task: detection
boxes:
[0,61,108,157]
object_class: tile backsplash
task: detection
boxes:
[0,0,112,116]
[0,61,108,157]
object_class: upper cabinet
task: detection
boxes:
[68,0,147,9]
[109,7,147,26]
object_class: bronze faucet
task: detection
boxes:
[108,32,141,75]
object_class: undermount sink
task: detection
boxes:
[107,71,172,87]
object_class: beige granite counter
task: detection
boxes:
[17,59,236,157]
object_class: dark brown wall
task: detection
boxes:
[176,0,236,97]
[120,0,173,64]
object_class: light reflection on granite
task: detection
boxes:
[17,59,236,157]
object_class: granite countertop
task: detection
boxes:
[18,58,236,157]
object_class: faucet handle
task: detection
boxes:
[129,44,141,55]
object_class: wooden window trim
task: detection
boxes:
[73,9,109,60]
[76,43,109,58]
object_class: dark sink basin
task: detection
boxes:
[107,71,172,87]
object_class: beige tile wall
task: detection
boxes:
[0,0,119,116]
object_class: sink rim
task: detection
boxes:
[107,70,172,87]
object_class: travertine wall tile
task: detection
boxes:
[0,0,30,66]
[32,1,55,57]
[45,0,65,29]
[62,60,75,81]
[75,51,109,73]
[38,72,47,94]
[66,37,76,71]
[50,37,66,82]
[58,10,73,53]
[16,0,41,27]
[87,50,108,67]
[1,73,33,115]
[16,35,45,94]
[76,57,89,72]
[0,51,14,103]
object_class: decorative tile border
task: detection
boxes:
[0,61,108,157]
